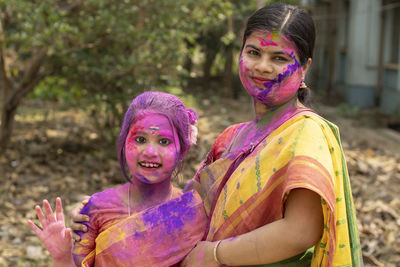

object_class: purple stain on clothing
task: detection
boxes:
[141,190,197,234]
[75,199,93,239]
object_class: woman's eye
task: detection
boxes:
[134,136,146,144]
[274,56,288,62]
[159,138,171,146]
[247,50,260,56]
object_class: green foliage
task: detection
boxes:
[30,76,86,105]
[3,0,302,142]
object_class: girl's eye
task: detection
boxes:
[134,136,146,144]
[159,138,171,146]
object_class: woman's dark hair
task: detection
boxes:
[241,3,315,106]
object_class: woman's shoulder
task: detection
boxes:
[297,112,339,135]
[211,122,250,158]
[282,110,338,133]
[214,122,249,146]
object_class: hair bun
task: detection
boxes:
[186,109,198,125]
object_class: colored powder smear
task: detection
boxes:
[141,191,198,234]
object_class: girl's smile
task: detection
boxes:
[125,113,181,184]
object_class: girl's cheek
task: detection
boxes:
[125,143,139,162]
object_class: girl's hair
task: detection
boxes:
[241,3,316,106]
[117,91,198,181]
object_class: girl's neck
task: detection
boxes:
[126,177,173,212]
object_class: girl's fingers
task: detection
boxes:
[65,228,73,245]
[35,205,47,228]
[55,197,65,223]
[27,220,42,238]
[43,199,56,224]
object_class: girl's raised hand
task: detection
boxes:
[27,197,73,262]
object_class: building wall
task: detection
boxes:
[308,0,400,114]
[344,0,380,107]
[380,5,400,114]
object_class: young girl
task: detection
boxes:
[28,91,207,267]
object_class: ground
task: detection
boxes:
[0,95,399,266]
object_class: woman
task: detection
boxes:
[72,4,362,266]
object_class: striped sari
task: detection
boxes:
[73,189,207,267]
[195,111,362,266]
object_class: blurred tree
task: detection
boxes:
[196,0,298,98]
[0,0,233,151]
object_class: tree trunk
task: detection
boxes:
[202,49,217,82]
[0,89,17,152]
[221,15,234,98]
[0,20,47,152]
[222,46,233,98]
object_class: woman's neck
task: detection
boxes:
[253,98,301,128]
[227,98,303,154]
[126,177,173,211]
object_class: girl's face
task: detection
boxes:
[239,31,307,107]
[125,113,181,184]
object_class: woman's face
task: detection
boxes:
[239,31,307,107]
[124,113,181,184]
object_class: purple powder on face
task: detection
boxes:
[258,52,301,103]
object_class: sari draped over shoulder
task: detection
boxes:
[194,111,362,267]
[73,188,207,267]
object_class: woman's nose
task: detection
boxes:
[255,58,273,74]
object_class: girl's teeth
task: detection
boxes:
[140,162,160,168]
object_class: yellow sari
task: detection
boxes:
[195,111,362,266]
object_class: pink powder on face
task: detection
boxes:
[125,114,180,184]
[257,32,278,47]
[239,31,304,107]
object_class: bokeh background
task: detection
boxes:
[0,0,400,266]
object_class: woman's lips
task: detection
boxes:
[252,77,272,86]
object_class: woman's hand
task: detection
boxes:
[27,198,73,263]
[69,196,90,241]
[181,241,219,267]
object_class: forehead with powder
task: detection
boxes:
[250,30,298,56]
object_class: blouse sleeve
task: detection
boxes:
[193,123,245,182]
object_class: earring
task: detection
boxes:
[299,81,307,89]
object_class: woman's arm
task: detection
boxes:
[182,188,323,266]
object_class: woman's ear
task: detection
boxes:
[302,58,312,79]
